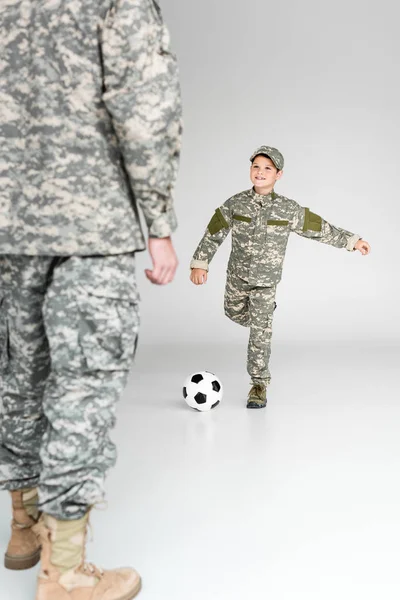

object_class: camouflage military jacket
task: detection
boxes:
[0,0,182,255]
[190,188,361,287]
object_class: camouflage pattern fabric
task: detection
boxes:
[190,188,361,286]
[0,254,139,520]
[224,271,276,385]
[0,0,182,255]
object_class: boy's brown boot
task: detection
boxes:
[33,512,142,600]
[246,384,267,408]
[4,488,41,570]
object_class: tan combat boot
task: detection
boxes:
[33,512,142,600]
[4,488,41,570]
[246,384,267,408]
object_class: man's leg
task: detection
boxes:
[0,255,53,489]
[33,253,142,599]
[0,255,56,568]
[246,286,277,405]
[39,253,140,517]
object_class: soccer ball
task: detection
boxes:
[183,371,223,412]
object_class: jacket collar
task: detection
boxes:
[249,187,277,206]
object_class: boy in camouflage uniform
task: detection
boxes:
[0,1,182,599]
[190,146,370,408]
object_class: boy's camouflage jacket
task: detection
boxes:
[190,188,361,287]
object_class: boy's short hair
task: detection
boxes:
[251,153,274,166]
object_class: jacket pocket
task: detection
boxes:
[233,214,252,223]
[267,219,289,226]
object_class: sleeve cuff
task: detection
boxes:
[148,208,178,238]
[346,234,361,252]
[190,259,209,271]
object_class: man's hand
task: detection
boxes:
[354,239,371,255]
[145,237,178,285]
[190,268,208,285]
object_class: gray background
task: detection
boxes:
[2,2,400,599]
[136,0,399,346]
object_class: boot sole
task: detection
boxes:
[119,577,142,600]
[4,546,41,570]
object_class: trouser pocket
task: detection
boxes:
[44,255,140,373]
[77,289,139,372]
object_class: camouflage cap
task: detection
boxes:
[249,146,284,171]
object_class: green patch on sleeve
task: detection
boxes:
[233,214,252,223]
[303,207,322,232]
[208,208,229,235]
[267,219,289,226]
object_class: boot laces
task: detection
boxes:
[250,384,265,399]
[33,516,105,578]
[79,516,104,578]
[82,562,104,578]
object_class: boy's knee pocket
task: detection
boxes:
[225,309,250,327]
[224,298,250,327]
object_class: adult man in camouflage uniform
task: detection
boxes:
[190,146,370,408]
[0,1,182,598]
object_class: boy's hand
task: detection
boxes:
[145,237,178,285]
[354,239,371,255]
[190,268,208,285]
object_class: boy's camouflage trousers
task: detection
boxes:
[0,254,139,520]
[224,272,277,386]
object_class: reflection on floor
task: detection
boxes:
[1,342,399,600]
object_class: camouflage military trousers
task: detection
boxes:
[224,272,276,386]
[0,254,139,520]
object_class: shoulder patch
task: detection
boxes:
[303,207,322,232]
[208,208,229,235]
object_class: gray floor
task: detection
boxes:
[1,341,399,599]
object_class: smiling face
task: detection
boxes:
[250,154,283,194]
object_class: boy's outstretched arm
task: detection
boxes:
[189,200,233,282]
[291,203,370,254]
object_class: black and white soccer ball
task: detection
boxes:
[183,371,223,412]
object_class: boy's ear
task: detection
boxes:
[276,169,283,180]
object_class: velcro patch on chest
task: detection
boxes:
[233,214,252,223]
[267,219,289,226]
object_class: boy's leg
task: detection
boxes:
[39,253,140,519]
[0,255,53,491]
[224,273,250,326]
[247,286,277,387]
